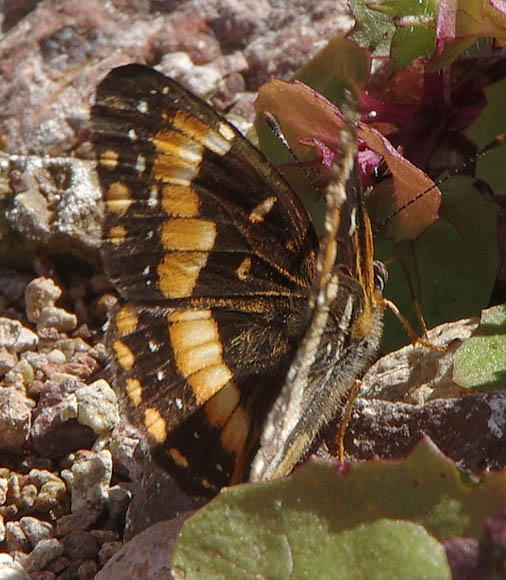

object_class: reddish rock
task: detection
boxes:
[0,387,31,452]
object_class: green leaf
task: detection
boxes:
[464,76,506,193]
[465,77,506,150]
[350,0,438,71]
[453,304,506,390]
[348,0,395,55]
[390,24,436,72]
[172,440,506,578]
[293,36,371,102]
[376,175,498,352]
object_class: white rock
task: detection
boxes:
[75,379,119,434]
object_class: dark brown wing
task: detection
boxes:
[92,64,318,494]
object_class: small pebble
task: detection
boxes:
[38,306,77,333]
[6,473,21,504]
[45,554,71,573]
[0,346,17,375]
[34,479,67,513]
[13,358,35,383]
[25,277,61,323]
[0,388,31,451]
[28,469,62,488]
[63,530,100,560]
[29,571,56,580]
[106,485,131,521]
[0,477,8,504]
[98,540,123,565]
[23,538,65,573]
[75,380,119,434]
[5,521,30,552]
[77,559,97,579]
[62,450,112,514]
[19,484,38,511]
[20,516,54,547]
[0,552,29,579]
[47,349,66,364]
[0,318,38,352]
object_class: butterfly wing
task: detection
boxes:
[251,132,386,482]
[92,64,318,494]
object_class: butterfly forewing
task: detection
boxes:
[94,65,317,303]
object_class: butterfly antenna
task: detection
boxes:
[377,132,506,232]
[262,111,319,192]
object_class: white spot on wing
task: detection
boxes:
[148,185,159,207]
[202,128,232,156]
[137,100,149,114]
[148,340,160,352]
[136,155,146,174]
[249,196,277,223]
[218,122,235,142]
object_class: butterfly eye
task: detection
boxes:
[373,260,388,293]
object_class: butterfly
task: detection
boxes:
[92,64,386,496]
